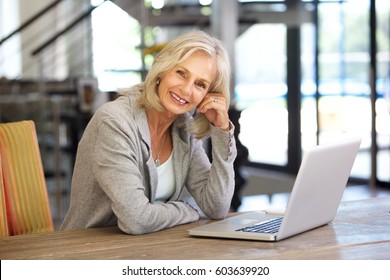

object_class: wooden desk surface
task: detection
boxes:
[1,197,389,260]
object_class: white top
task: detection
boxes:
[154,152,175,204]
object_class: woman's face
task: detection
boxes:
[157,51,217,115]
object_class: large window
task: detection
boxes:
[376,0,390,183]
[91,1,142,92]
[315,0,389,183]
[235,0,390,185]
[235,24,288,166]
[0,0,21,78]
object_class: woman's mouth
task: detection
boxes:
[170,92,188,106]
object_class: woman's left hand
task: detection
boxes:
[197,93,230,131]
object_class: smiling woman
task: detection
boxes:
[141,31,232,138]
[60,31,237,235]
[157,51,217,116]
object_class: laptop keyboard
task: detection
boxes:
[236,217,283,234]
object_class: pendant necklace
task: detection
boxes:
[153,131,168,167]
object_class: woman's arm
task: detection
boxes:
[185,123,237,220]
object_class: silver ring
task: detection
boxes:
[213,98,218,103]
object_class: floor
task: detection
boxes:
[237,184,390,212]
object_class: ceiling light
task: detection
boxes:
[151,0,164,10]
[199,0,213,6]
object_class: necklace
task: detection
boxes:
[152,131,168,166]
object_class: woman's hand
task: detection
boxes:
[197,93,230,131]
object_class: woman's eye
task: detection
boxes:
[197,82,206,89]
[177,70,185,77]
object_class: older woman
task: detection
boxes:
[60,31,237,235]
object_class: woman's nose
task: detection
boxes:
[182,81,193,95]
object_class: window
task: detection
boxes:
[235,24,288,166]
[0,0,21,78]
[91,1,142,92]
[234,0,389,184]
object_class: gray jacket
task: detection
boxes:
[60,84,237,235]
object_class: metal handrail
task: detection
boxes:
[31,0,110,56]
[0,0,63,46]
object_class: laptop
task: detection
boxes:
[189,137,362,241]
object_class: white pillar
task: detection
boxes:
[211,0,238,103]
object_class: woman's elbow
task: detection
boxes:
[118,219,151,235]
[204,205,230,220]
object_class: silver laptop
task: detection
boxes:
[189,137,362,241]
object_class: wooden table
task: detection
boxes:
[1,197,389,260]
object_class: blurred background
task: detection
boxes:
[0,0,389,228]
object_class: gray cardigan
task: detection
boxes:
[60,84,237,235]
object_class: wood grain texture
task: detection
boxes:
[1,197,389,260]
